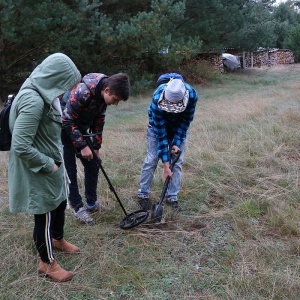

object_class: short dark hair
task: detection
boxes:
[104,73,131,101]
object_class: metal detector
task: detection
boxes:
[81,134,149,229]
[150,150,181,223]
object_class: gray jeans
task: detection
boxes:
[137,126,186,201]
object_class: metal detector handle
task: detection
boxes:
[74,133,101,160]
[157,150,182,205]
[74,144,102,164]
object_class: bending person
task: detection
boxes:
[137,76,198,211]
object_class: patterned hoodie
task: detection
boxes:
[62,73,108,150]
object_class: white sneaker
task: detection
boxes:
[86,201,100,212]
[86,201,111,212]
[74,207,94,224]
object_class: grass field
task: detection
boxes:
[0,64,300,299]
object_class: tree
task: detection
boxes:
[85,0,202,83]
[182,0,279,52]
[0,0,202,98]
[1,0,299,100]
[0,0,103,100]
[273,2,298,48]
[284,24,300,61]
[229,1,277,51]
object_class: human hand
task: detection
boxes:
[81,146,93,161]
[163,162,172,183]
[171,145,180,156]
[52,164,59,172]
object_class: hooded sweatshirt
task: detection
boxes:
[62,73,108,150]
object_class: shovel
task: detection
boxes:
[150,150,181,223]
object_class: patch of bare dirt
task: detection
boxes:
[136,219,207,234]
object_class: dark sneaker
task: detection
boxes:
[138,198,151,211]
[165,198,182,211]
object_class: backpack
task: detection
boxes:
[0,87,40,151]
[0,94,16,151]
[156,73,184,87]
[60,90,71,111]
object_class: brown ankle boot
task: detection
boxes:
[52,238,80,253]
[38,259,73,282]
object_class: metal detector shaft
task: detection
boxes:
[76,134,149,229]
[83,135,129,217]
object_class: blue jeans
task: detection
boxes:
[62,131,100,210]
[137,126,186,201]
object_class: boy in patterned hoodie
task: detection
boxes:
[61,73,130,224]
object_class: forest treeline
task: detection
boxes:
[1,0,300,99]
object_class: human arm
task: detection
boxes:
[162,145,181,182]
[150,87,170,163]
[171,85,198,148]
[62,84,92,150]
[89,104,106,150]
[11,94,55,173]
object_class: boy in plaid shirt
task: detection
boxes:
[137,76,198,210]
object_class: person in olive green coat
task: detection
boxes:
[8,53,81,282]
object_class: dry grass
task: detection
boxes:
[1,64,300,299]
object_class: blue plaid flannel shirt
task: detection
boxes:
[148,82,198,163]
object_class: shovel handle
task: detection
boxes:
[157,150,182,205]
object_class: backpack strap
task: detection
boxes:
[156,73,184,87]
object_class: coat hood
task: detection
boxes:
[22,53,81,104]
[81,73,106,95]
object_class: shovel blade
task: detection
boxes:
[150,203,164,223]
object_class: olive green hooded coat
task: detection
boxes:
[8,53,81,214]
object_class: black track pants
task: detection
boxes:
[33,200,66,263]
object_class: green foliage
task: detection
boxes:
[284,24,300,61]
[0,0,203,99]
[0,0,104,98]
[273,2,299,48]
[1,0,300,100]
[229,2,277,51]
[183,0,279,51]
[129,75,154,95]
[234,200,268,218]
[180,59,221,83]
